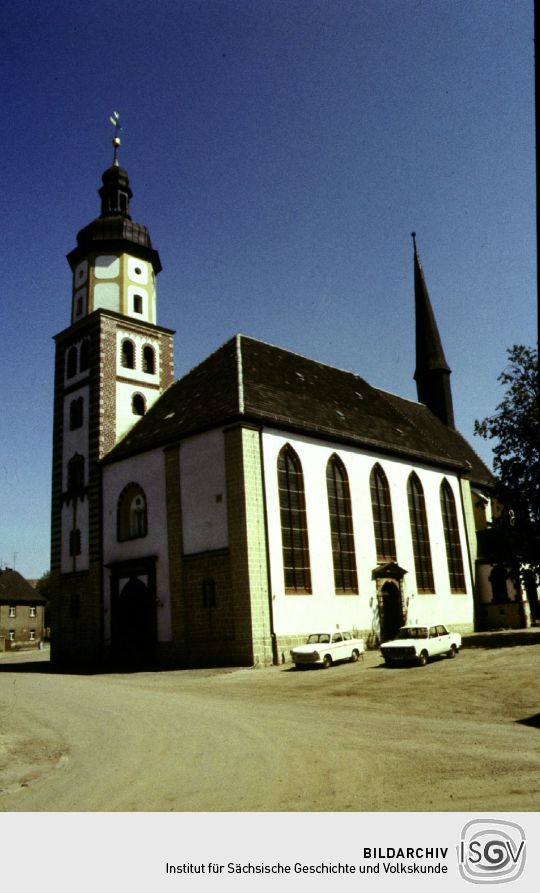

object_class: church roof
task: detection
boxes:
[104,334,493,486]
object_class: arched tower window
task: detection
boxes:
[66,454,85,501]
[440,480,466,592]
[326,455,358,593]
[121,339,135,369]
[143,345,155,374]
[407,473,434,593]
[79,339,90,371]
[66,346,78,379]
[69,397,84,430]
[132,393,146,416]
[277,445,311,593]
[117,483,148,541]
[370,464,397,562]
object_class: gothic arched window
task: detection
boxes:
[440,479,466,592]
[370,463,397,562]
[117,483,148,542]
[66,345,78,379]
[79,339,90,371]
[121,339,135,369]
[407,472,434,593]
[69,397,84,430]
[277,445,311,593]
[326,455,358,593]
[143,345,155,374]
[67,454,85,501]
[132,393,146,416]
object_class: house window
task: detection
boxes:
[121,339,135,369]
[29,606,37,618]
[202,578,216,608]
[69,528,82,556]
[117,483,148,541]
[66,345,78,378]
[79,339,90,371]
[326,455,358,593]
[8,631,15,642]
[370,463,397,562]
[67,454,85,499]
[407,473,435,593]
[440,480,466,592]
[277,445,311,593]
[142,345,155,374]
[69,396,84,430]
[133,294,143,314]
[8,605,16,618]
[132,393,146,416]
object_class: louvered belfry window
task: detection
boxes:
[370,463,397,562]
[440,479,466,592]
[326,455,358,593]
[277,445,312,593]
[407,472,435,593]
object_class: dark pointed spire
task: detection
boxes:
[412,233,455,428]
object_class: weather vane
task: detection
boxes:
[109,111,121,165]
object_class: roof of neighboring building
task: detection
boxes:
[104,334,494,487]
[0,569,47,604]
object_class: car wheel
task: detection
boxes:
[384,658,394,667]
[350,649,360,663]
[418,650,428,667]
[447,644,457,659]
[323,655,332,669]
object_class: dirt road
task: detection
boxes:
[0,641,539,812]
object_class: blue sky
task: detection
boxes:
[0,0,536,579]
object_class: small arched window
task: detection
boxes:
[66,345,78,379]
[133,294,143,314]
[117,483,148,541]
[79,339,90,371]
[67,453,85,500]
[143,345,155,374]
[121,339,135,369]
[326,455,358,593]
[132,393,146,416]
[277,445,311,593]
[370,463,397,562]
[440,479,466,592]
[69,397,84,430]
[407,473,434,593]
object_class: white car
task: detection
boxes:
[291,630,365,669]
[380,624,461,667]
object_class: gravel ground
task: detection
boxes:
[0,639,539,812]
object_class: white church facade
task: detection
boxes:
[50,147,497,670]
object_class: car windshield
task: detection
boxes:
[306,634,330,644]
[398,627,428,639]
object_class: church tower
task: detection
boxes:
[50,118,175,668]
[412,233,455,429]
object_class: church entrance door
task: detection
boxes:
[379,581,403,642]
[111,575,157,664]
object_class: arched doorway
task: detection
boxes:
[379,581,403,642]
[110,573,157,663]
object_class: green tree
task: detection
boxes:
[474,344,539,576]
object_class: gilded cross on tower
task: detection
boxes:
[109,111,121,166]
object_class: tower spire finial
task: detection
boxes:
[109,111,121,166]
[411,231,418,253]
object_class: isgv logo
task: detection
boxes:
[458,819,526,884]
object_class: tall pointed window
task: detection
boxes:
[326,455,358,593]
[66,454,85,501]
[370,464,397,562]
[407,473,434,593]
[117,483,148,541]
[440,480,466,592]
[121,339,135,369]
[277,445,311,593]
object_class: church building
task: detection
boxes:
[50,140,496,670]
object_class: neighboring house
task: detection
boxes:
[0,569,46,651]
[50,147,504,671]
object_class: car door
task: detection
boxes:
[429,626,444,656]
[436,624,451,652]
[331,632,344,660]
